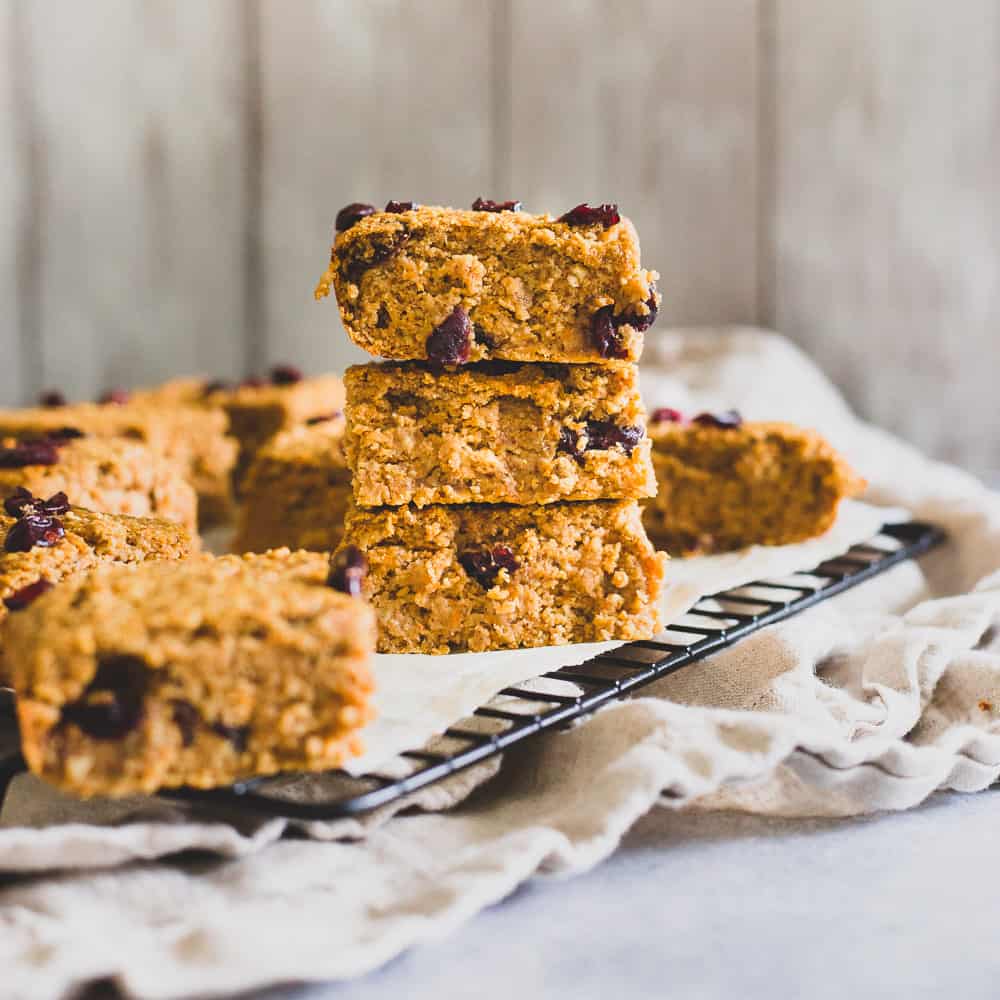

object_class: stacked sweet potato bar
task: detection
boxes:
[318,200,666,653]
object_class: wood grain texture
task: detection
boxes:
[257,0,496,375]
[508,0,760,326]
[0,3,28,404]
[16,0,248,403]
[768,0,1000,474]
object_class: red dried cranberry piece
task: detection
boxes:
[3,488,69,520]
[459,545,520,590]
[38,390,66,408]
[171,700,201,748]
[335,202,376,232]
[557,427,586,464]
[385,200,418,213]
[651,407,684,424]
[590,306,627,360]
[5,514,65,552]
[98,388,130,405]
[426,307,472,365]
[49,426,85,442]
[328,545,368,597]
[212,721,250,753]
[692,409,743,430]
[4,487,37,517]
[202,379,231,396]
[625,286,659,333]
[61,655,149,740]
[270,364,303,386]
[584,420,644,455]
[305,411,342,426]
[471,198,522,212]
[3,577,54,611]
[40,491,69,515]
[0,439,60,468]
[559,203,621,228]
[240,375,267,389]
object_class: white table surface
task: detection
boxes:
[244,790,1000,1000]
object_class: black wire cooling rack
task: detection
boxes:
[0,521,944,821]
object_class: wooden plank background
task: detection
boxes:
[0,0,997,474]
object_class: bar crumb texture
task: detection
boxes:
[345,361,654,508]
[342,499,665,654]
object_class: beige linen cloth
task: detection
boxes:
[3,328,1000,999]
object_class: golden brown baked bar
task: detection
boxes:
[644,409,867,554]
[0,400,237,528]
[345,361,654,507]
[0,432,197,532]
[0,499,194,686]
[137,368,345,491]
[7,550,376,797]
[341,499,665,653]
[232,416,350,554]
[316,202,659,364]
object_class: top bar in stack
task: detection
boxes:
[316,201,659,364]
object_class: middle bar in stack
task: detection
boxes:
[328,200,666,654]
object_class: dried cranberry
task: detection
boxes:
[692,410,743,430]
[98,388,130,405]
[335,202,376,232]
[240,375,267,389]
[0,439,60,468]
[270,364,303,386]
[212,722,250,753]
[559,203,621,228]
[306,411,342,425]
[5,514,65,553]
[557,426,586,463]
[38,390,66,408]
[202,379,231,396]
[376,304,391,328]
[4,488,69,519]
[49,426,85,442]
[328,545,368,597]
[584,420,644,455]
[459,545,520,589]
[426,307,472,365]
[590,306,627,360]
[3,577,53,611]
[471,198,522,213]
[650,407,685,424]
[61,655,149,740]
[171,700,201,748]
[385,200,418,213]
[626,286,659,333]
[4,487,37,517]
[40,491,69,515]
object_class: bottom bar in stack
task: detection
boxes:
[341,499,666,654]
[6,551,376,797]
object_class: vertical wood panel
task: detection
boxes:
[508,0,760,326]
[21,0,247,401]
[769,0,1000,474]
[258,0,496,375]
[0,4,26,404]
